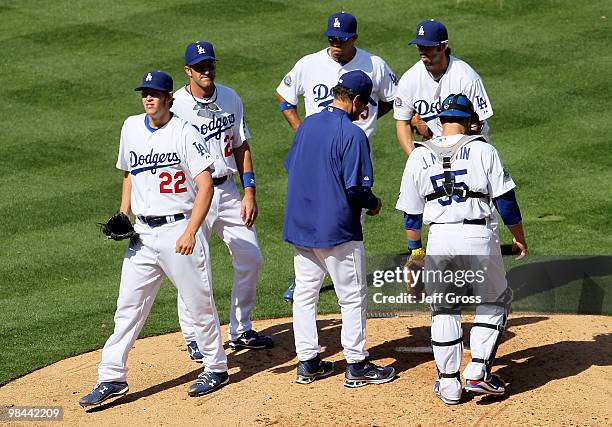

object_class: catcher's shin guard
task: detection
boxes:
[464,304,507,381]
[431,312,463,401]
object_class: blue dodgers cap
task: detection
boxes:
[337,70,375,104]
[324,12,357,38]
[409,19,448,46]
[185,41,216,66]
[437,94,476,119]
[134,70,173,92]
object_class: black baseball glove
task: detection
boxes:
[98,212,139,244]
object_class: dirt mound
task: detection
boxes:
[1,314,611,426]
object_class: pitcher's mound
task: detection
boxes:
[1,314,611,426]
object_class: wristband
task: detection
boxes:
[278,101,296,112]
[407,239,422,250]
[241,172,256,188]
[410,247,426,258]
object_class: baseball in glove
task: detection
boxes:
[99,212,139,244]
[410,113,433,139]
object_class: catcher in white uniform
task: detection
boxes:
[396,94,527,404]
[394,19,493,156]
[80,71,228,408]
[172,41,273,360]
[276,11,398,301]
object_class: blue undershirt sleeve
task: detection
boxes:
[493,189,522,226]
[347,186,379,210]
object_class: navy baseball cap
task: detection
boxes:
[185,41,216,66]
[134,70,173,92]
[409,19,448,46]
[337,70,375,105]
[324,12,357,38]
[437,94,475,119]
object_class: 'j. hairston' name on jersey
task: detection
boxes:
[130,149,181,175]
[421,146,471,170]
[192,113,235,142]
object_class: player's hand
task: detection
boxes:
[240,189,258,227]
[366,198,382,216]
[176,231,196,255]
[512,237,528,260]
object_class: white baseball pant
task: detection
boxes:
[178,177,263,341]
[98,218,227,382]
[426,220,508,398]
[292,240,369,364]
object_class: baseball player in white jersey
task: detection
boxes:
[394,19,493,156]
[172,41,273,360]
[396,94,527,404]
[275,11,397,138]
[276,11,398,301]
[79,71,229,408]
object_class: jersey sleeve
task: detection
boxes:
[487,146,515,198]
[466,78,493,121]
[233,93,250,147]
[341,129,374,189]
[376,60,399,103]
[275,59,304,106]
[116,120,130,172]
[392,74,415,120]
[395,154,426,214]
[182,125,215,179]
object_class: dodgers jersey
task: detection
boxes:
[116,114,214,217]
[276,47,397,138]
[393,56,493,137]
[172,84,250,178]
[395,134,514,224]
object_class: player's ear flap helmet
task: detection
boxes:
[437,94,477,121]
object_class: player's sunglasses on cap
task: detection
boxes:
[185,41,217,66]
[437,94,475,119]
[323,11,357,39]
[328,35,352,44]
[409,19,448,47]
[134,70,173,92]
[337,70,375,105]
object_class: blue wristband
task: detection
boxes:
[407,239,422,251]
[279,101,296,112]
[241,172,256,188]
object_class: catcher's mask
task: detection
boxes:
[438,93,479,124]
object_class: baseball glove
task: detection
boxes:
[99,212,139,244]
[410,114,433,139]
[404,248,426,295]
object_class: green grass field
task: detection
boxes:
[0,0,610,386]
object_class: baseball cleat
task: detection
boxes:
[283,280,296,303]
[434,381,461,405]
[79,381,129,408]
[343,359,395,388]
[464,374,506,395]
[229,330,274,350]
[188,371,229,397]
[186,341,204,363]
[296,356,334,384]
